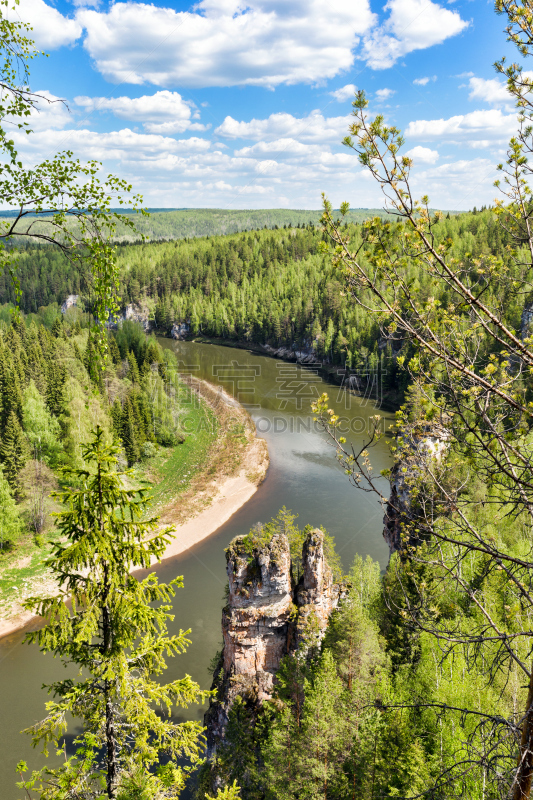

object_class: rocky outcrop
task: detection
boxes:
[383,422,449,554]
[204,528,343,759]
[61,294,79,314]
[108,302,153,331]
[171,321,190,340]
[123,303,152,331]
[294,529,341,647]
[261,342,317,364]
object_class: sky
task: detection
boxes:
[8,0,525,210]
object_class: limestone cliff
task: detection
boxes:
[204,528,343,759]
[383,422,449,554]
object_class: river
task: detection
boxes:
[0,341,393,796]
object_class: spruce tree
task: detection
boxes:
[0,462,23,551]
[51,316,62,337]
[45,361,67,419]
[127,350,141,385]
[110,397,123,438]
[1,363,23,429]
[108,333,121,365]
[19,427,207,799]
[296,650,348,800]
[121,397,140,466]
[84,331,101,384]
[0,410,28,492]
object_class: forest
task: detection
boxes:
[0,205,501,406]
[0,206,399,243]
[0,308,203,565]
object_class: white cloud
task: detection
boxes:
[18,122,493,209]
[215,110,350,143]
[234,139,355,170]
[467,77,510,105]
[406,108,517,145]
[404,145,439,163]
[410,158,497,207]
[236,139,317,156]
[330,84,357,102]
[413,75,436,85]
[74,91,208,133]
[362,0,468,70]
[8,0,82,48]
[15,127,211,162]
[76,0,376,88]
[376,88,395,101]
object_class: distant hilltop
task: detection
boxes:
[0,206,462,243]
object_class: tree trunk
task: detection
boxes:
[106,685,118,800]
[514,667,533,800]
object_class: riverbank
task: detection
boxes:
[179,335,402,410]
[0,375,269,641]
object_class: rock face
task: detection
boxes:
[170,321,190,340]
[522,303,533,341]
[295,529,340,646]
[204,528,343,758]
[108,302,152,331]
[261,343,317,364]
[123,303,152,331]
[383,423,449,554]
[61,294,79,314]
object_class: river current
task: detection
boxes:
[0,341,393,796]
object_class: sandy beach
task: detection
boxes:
[0,378,269,642]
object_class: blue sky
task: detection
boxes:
[10,0,523,209]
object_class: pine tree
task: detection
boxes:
[0,410,28,492]
[19,427,207,799]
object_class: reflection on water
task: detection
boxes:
[0,341,393,796]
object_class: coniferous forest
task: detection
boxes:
[0,206,506,405]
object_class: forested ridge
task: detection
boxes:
[0,206,400,243]
[0,206,513,404]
